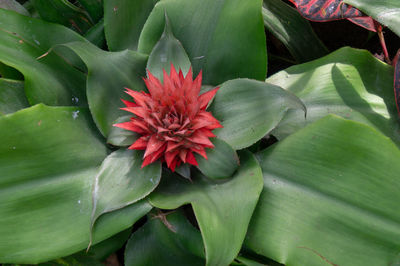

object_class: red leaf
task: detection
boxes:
[287,0,377,32]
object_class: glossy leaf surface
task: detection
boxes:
[0,8,87,106]
[209,78,305,150]
[268,47,400,144]
[196,138,239,180]
[0,105,151,263]
[91,149,161,232]
[0,78,29,115]
[146,14,191,82]
[62,41,148,137]
[246,115,400,266]
[125,210,205,266]
[104,0,158,51]
[262,0,328,63]
[107,116,139,147]
[150,152,263,266]
[138,0,267,85]
[343,0,400,37]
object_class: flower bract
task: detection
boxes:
[114,65,222,171]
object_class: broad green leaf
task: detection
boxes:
[262,0,328,63]
[267,47,400,144]
[0,78,29,115]
[343,0,400,37]
[84,18,106,48]
[39,229,131,265]
[104,0,158,51]
[0,0,29,16]
[91,149,161,234]
[196,138,239,180]
[77,0,103,23]
[146,13,191,82]
[245,115,400,266]
[61,41,148,137]
[150,151,263,266]
[0,8,87,106]
[0,104,151,263]
[125,210,205,266]
[32,0,93,33]
[209,78,305,150]
[138,0,267,85]
[107,116,139,147]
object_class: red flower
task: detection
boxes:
[114,65,223,171]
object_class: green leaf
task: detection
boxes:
[196,138,239,180]
[150,151,263,266]
[0,8,87,106]
[0,104,151,263]
[32,0,93,33]
[0,78,29,115]
[104,0,158,51]
[77,0,103,23]
[125,210,205,266]
[84,18,106,48]
[61,41,148,137]
[0,0,30,16]
[39,229,131,265]
[91,149,161,234]
[107,116,139,147]
[343,0,400,37]
[146,13,191,82]
[209,78,305,150]
[267,47,400,144]
[245,115,400,266]
[262,0,328,63]
[138,0,267,85]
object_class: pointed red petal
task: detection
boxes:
[144,135,165,158]
[121,107,148,119]
[125,88,150,107]
[142,155,153,168]
[169,64,182,87]
[113,121,147,134]
[121,99,138,107]
[146,71,164,98]
[186,151,198,166]
[198,87,219,110]
[166,141,183,152]
[179,149,188,163]
[191,146,207,159]
[128,136,149,150]
[165,150,179,168]
[186,130,214,147]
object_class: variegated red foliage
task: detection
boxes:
[287,0,377,32]
[114,65,222,171]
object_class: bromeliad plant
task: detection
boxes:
[0,0,400,266]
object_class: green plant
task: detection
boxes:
[0,0,399,265]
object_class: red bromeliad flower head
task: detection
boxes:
[114,65,223,171]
